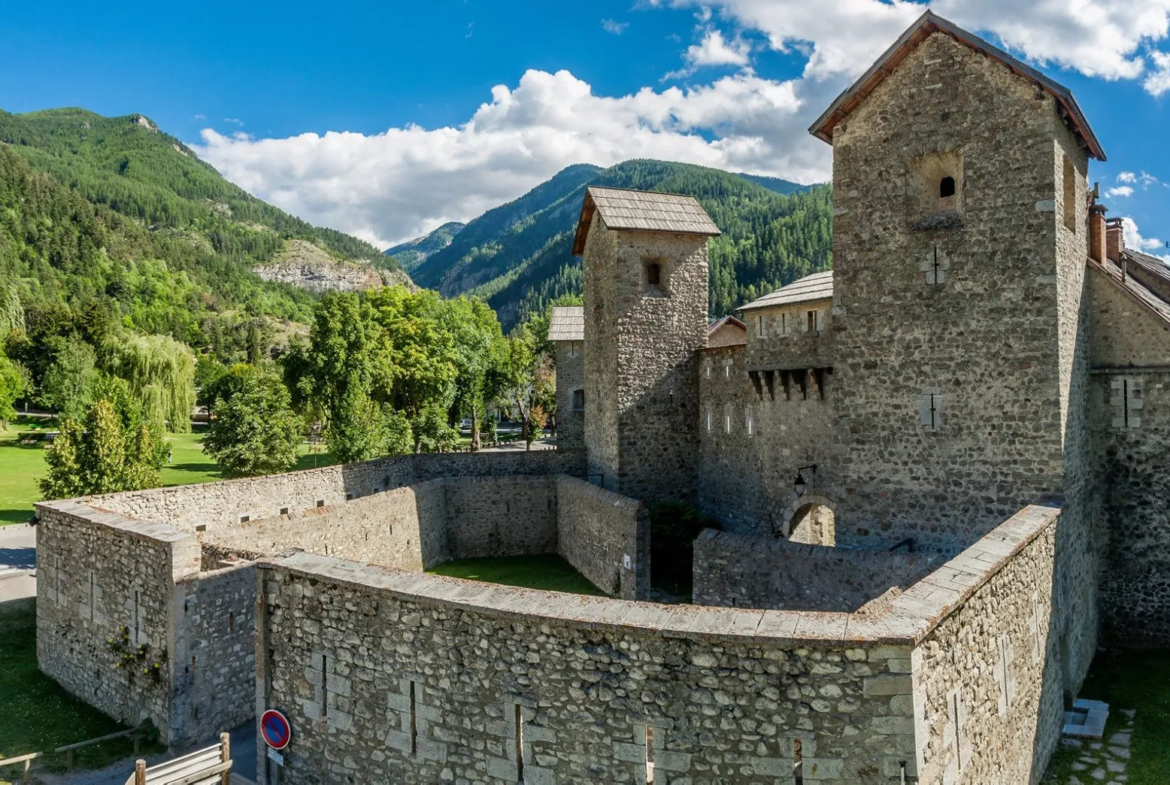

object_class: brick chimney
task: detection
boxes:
[1106,217,1124,263]
[1089,203,1107,263]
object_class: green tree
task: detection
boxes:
[106,334,196,432]
[39,338,98,419]
[442,296,506,451]
[493,323,555,450]
[40,398,163,499]
[0,351,27,428]
[0,286,24,333]
[203,372,303,477]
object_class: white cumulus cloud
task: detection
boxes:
[1146,49,1170,94]
[602,18,629,35]
[1106,185,1134,198]
[1122,216,1169,260]
[686,29,752,68]
[195,69,812,248]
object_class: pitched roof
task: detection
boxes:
[739,270,834,312]
[809,11,1105,161]
[1092,257,1170,326]
[547,305,584,342]
[708,315,746,334]
[572,186,721,255]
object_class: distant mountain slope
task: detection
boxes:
[0,107,405,298]
[414,160,832,327]
[384,221,465,272]
[737,173,817,196]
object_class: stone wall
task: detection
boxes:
[693,530,944,611]
[911,507,1060,784]
[698,345,835,537]
[35,502,199,743]
[553,340,585,450]
[1095,369,1170,646]
[555,476,648,599]
[207,481,448,571]
[1088,268,1170,367]
[255,553,917,785]
[828,31,1077,551]
[446,475,558,558]
[171,562,256,744]
[252,503,1061,785]
[583,220,706,505]
[81,450,584,535]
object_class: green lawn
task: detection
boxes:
[0,598,165,779]
[427,554,607,596]
[0,418,338,526]
[1045,649,1170,783]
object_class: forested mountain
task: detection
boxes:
[384,221,466,272]
[736,173,814,196]
[0,107,402,300]
[412,160,832,327]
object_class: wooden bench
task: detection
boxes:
[126,732,232,785]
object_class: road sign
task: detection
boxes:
[267,747,284,766]
[261,709,291,750]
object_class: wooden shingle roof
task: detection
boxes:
[740,270,834,312]
[809,11,1105,161]
[547,305,584,342]
[572,187,721,255]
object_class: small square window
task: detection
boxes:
[316,499,326,508]
[238,515,250,524]
[279,507,289,517]
[345,493,355,501]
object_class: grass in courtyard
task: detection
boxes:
[0,598,165,779]
[427,554,607,596]
[0,420,337,526]
[1044,649,1170,783]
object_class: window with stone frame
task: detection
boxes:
[571,388,585,411]
[642,256,668,295]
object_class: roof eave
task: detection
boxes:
[808,11,1105,161]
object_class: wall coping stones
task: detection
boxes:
[36,500,190,544]
[260,502,1059,648]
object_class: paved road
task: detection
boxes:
[0,522,36,603]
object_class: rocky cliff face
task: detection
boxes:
[253,239,390,293]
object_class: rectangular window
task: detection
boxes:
[706,406,712,433]
[316,499,325,508]
[724,404,732,434]
[806,310,818,333]
[1062,155,1077,232]
[514,703,525,781]
[780,312,788,336]
[745,405,754,437]
[237,514,250,524]
[409,681,418,755]
[572,389,585,411]
[918,393,942,431]
[279,507,289,517]
[645,726,655,785]
[755,315,764,338]
[794,738,804,785]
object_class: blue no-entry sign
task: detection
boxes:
[261,709,292,750]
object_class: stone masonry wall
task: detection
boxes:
[693,530,944,612]
[698,345,835,537]
[1095,369,1170,646]
[555,476,649,599]
[81,450,584,535]
[828,31,1075,551]
[445,475,558,558]
[1088,269,1170,367]
[171,562,256,744]
[207,481,449,571]
[554,340,585,450]
[255,553,917,785]
[584,220,707,505]
[253,504,1060,785]
[911,510,1060,784]
[35,502,200,743]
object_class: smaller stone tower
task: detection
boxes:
[572,186,720,504]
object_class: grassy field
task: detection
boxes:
[0,417,337,526]
[1044,649,1170,783]
[427,554,607,596]
[0,599,166,778]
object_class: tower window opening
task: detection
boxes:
[939,176,956,198]
[1062,155,1077,232]
[646,263,661,286]
[572,389,585,411]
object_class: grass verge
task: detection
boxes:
[1044,649,1170,783]
[0,598,165,779]
[427,554,606,596]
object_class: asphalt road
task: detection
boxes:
[0,522,36,603]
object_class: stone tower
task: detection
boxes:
[811,13,1105,691]
[572,186,719,504]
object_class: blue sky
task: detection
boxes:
[2,0,1169,253]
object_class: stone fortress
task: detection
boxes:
[33,11,1170,785]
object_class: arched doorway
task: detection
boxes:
[780,494,836,546]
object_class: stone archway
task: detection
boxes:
[779,494,836,546]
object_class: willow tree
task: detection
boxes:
[107,334,197,432]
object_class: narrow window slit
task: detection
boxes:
[645,726,655,784]
[409,681,418,755]
[514,703,525,781]
[794,738,804,785]
[322,655,329,719]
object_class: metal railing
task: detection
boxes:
[0,722,151,783]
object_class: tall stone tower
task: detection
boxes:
[811,13,1105,691]
[572,186,719,504]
